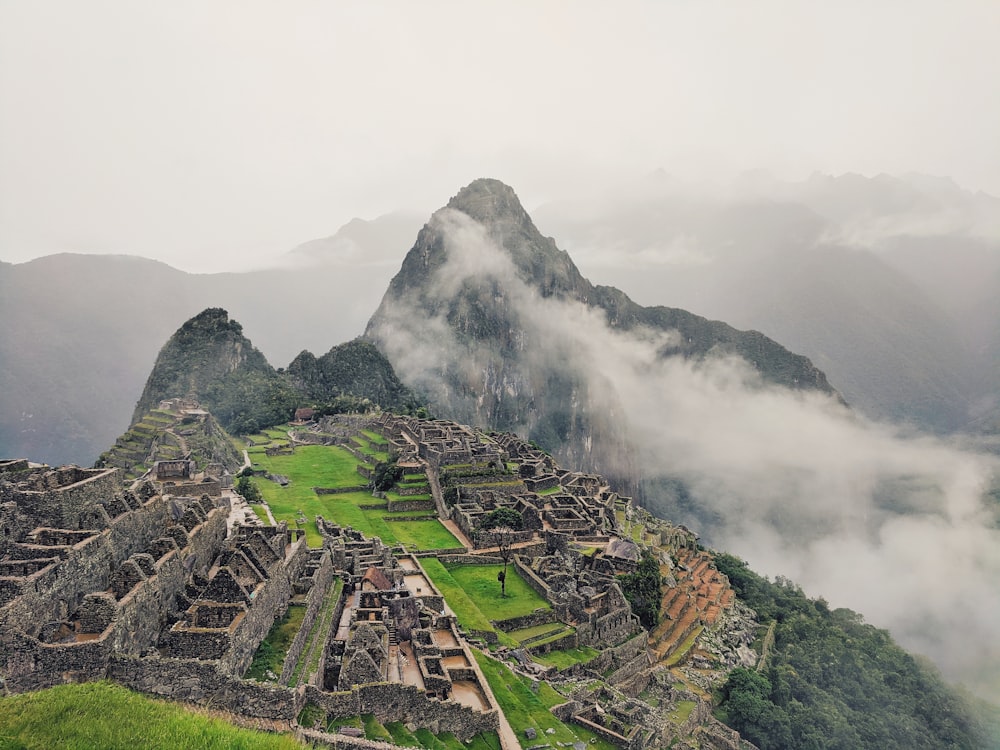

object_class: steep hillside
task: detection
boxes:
[365,178,834,488]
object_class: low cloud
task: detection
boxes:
[372,207,1000,700]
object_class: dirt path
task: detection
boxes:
[757,620,776,673]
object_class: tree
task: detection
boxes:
[235,474,261,504]
[372,462,403,492]
[477,507,523,597]
[618,549,662,628]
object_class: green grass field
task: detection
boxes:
[245,604,306,681]
[420,561,550,646]
[0,681,304,750]
[505,622,564,642]
[473,651,616,750]
[250,445,367,544]
[248,444,459,550]
[532,645,601,670]
[444,564,549,621]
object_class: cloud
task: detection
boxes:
[372,206,1000,701]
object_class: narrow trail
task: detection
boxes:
[757,620,776,673]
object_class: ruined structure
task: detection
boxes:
[1,410,748,750]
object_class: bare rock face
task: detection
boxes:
[365,178,836,495]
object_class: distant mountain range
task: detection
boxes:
[0,213,422,465]
[3,171,1000,467]
[533,171,1000,432]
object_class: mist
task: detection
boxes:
[374,207,1000,701]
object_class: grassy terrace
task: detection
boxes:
[442,565,549,621]
[360,429,389,446]
[0,681,304,750]
[246,441,460,550]
[351,435,390,463]
[291,578,344,685]
[473,651,616,750]
[532,646,601,670]
[245,604,306,681]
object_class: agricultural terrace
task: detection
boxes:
[245,442,460,551]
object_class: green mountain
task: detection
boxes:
[285,339,419,414]
[132,309,421,438]
[131,307,300,435]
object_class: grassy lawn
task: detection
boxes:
[329,714,499,750]
[419,558,497,634]
[387,520,461,550]
[532,646,601,670]
[0,681,304,750]
[249,445,368,545]
[361,429,389,446]
[669,700,697,725]
[245,604,306,680]
[473,650,616,750]
[444,564,549,621]
[248,443,458,550]
[505,622,563,642]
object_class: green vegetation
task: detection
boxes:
[444,564,549,621]
[325,714,499,750]
[472,650,616,750]
[249,443,459,550]
[244,604,306,681]
[291,578,344,685]
[532,646,601,670]
[372,461,404,491]
[506,622,564,642]
[235,474,262,503]
[419,558,499,635]
[714,554,985,750]
[0,681,304,749]
[618,549,662,628]
[285,339,421,415]
[250,444,366,544]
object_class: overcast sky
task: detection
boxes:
[2,1,999,273]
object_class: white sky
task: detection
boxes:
[2,0,999,272]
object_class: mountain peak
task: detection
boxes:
[446,178,529,225]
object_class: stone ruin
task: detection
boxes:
[0,458,317,698]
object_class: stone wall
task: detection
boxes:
[303,683,499,741]
[163,479,222,497]
[492,610,557,632]
[3,467,121,530]
[220,535,310,676]
[385,498,435,513]
[299,729,420,750]
[526,630,578,655]
[315,486,370,495]
[109,655,301,720]
[437,554,503,566]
